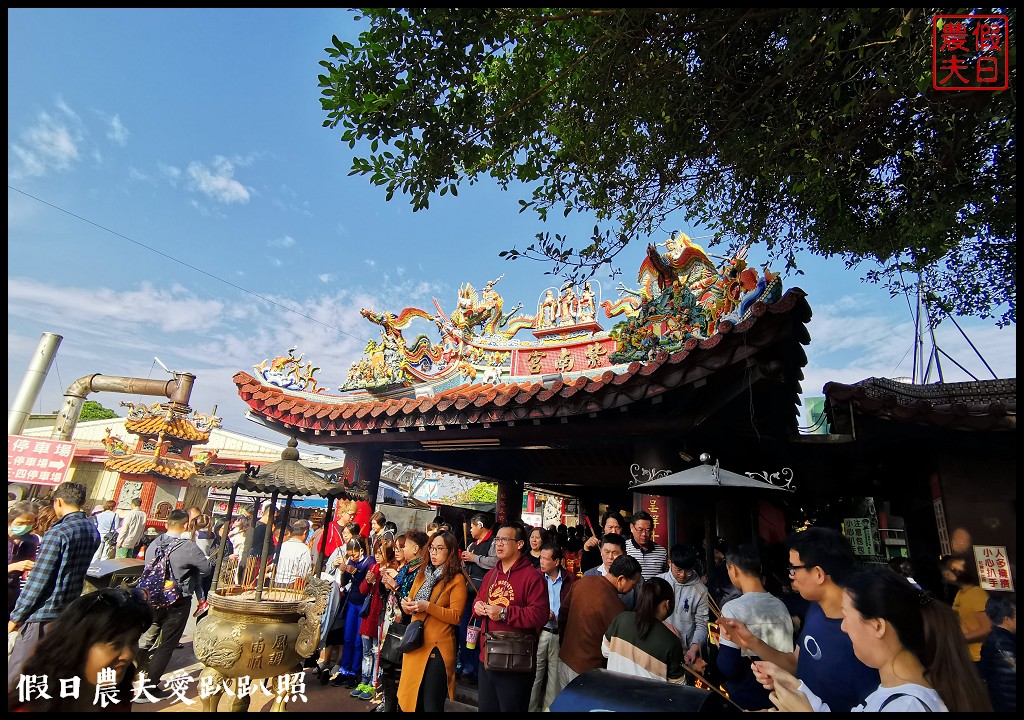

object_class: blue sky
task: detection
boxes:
[8,9,1016,455]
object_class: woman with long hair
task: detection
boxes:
[332,536,373,689]
[376,530,427,712]
[8,501,39,614]
[602,576,688,682]
[359,538,400,704]
[753,565,993,712]
[8,587,153,712]
[397,530,468,712]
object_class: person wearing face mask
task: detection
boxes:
[7,502,40,614]
[8,482,101,692]
[8,587,153,712]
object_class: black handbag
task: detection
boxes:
[358,593,373,619]
[397,619,424,654]
[380,621,407,665]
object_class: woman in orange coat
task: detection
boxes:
[397,530,468,712]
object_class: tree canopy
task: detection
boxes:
[319,8,1015,326]
[79,400,119,422]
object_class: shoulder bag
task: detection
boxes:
[397,618,424,654]
[358,592,373,619]
[482,617,536,673]
[379,620,408,665]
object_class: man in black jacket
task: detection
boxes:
[979,595,1016,712]
[457,513,497,682]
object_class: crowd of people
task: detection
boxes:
[6,483,1018,713]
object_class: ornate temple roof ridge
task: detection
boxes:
[234,287,810,437]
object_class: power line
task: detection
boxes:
[9,185,370,344]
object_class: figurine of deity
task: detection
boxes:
[557,285,578,326]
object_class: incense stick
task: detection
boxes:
[682,664,744,712]
[695,583,723,619]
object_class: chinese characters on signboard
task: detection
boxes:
[8,435,77,486]
[973,545,1014,591]
[932,14,1009,90]
[843,517,879,557]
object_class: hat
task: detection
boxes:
[91,504,105,515]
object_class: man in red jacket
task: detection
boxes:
[474,521,549,712]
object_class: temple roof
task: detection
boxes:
[124,415,212,442]
[823,376,1016,433]
[105,454,197,481]
[235,289,811,446]
[189,439,356,498]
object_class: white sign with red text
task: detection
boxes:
[974,545,1014,591]
[8,435,77,486]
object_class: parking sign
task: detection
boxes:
[8,434,77,486]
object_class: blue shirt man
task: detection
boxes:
[8,482,100,691]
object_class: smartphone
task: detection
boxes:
[707,621,720,646]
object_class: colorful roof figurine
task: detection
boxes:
[102,401,223,481]
[121,400,222,443]
[234,234,799,445]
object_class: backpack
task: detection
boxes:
[137,538,186,608]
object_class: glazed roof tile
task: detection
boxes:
[124,415,211,443]
[824,377,1016,432]
[105,454,196,481]
[234,289,811,436]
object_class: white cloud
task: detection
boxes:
[364,259,376,268]
[187,156,251,204]
[268,257,283,268]
[159,163,182,186]
[7,278,226,334]
[318,274,334,284]
[106,114,129,147]
[267,235,296,249]
[8,111,82,180]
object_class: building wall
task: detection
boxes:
[936,446,1017,586]
[15,417,347,513]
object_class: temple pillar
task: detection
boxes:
[495,478,522,525]
[342,445,384,510]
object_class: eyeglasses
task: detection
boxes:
[787,564,812,577]
[429,545,448,553]
[633,527,652,535]
[494,537,519,545]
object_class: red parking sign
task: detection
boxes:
[8,434,77,486]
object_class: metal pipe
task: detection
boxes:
[8,332,63,436]
[50,372,196,441]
